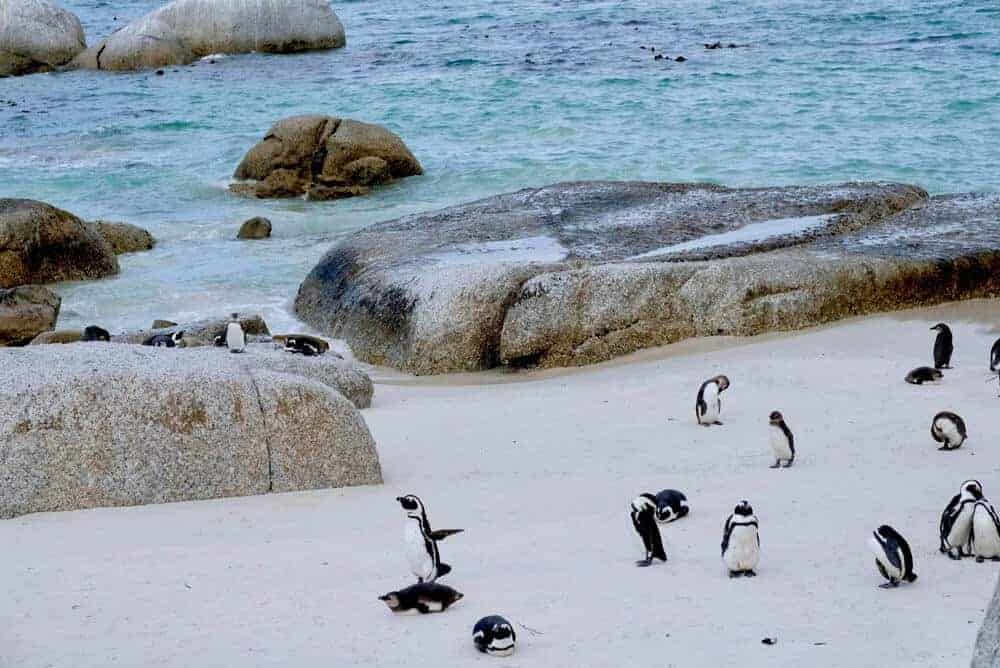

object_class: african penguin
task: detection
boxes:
[991,338,1000,372]
[473,615,516,656]
[905,366,943,385]
[931,323,954,369]
[696,375,730,426]
[82,325,110,342]
[378,583,464,614]
[721,500,759,577]
[396,494,463,583]
[869,525,917,588]
[654,489,689,524]
[939,479,983,559]
[225,314,246,353]
[284,336,323,356]
[971,500,1000,562]
[630,493,668,566]
[931,411,967,450]
[768,411,795,468]
[143,330,184,347]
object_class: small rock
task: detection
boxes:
[0,286,61,346]
[155,69,164,75]
[675,55,687,62]
[654,54,664,61]
[237,216,272,240]
[152,319,178,329]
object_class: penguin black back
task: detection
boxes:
[874,524,917,583]
[630,493,667,566]
[905,366,943,385]
[991,338,1000,372]
[82,325,110,342]
[931,323,953,369]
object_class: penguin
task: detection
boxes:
[721,500,760,577]
[931,323,954,369]
[939,479,983,559]
[768,411,795,468]
[868,525,917,588]
[378,583,464,614]
[654,489,689,524]
[905,366,943,385]
[696,375,730,426]
[225,314,246,353]
[971,500,1000,563]
[143,330,184,347]
[396,494,463,583]
[473,615,516,656]
[931,411,967,450]
[284,335,325,356]
[991,338,1000,372]
[82,325,110,342]
[630,493,668,566]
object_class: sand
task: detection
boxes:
[4,299,1000,667]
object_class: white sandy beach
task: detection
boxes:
[4,300,1000,667]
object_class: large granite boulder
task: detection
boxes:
[0,285,60,346]
[290,181,1000,374]
[0,0,86,77]
[73,0,345,72]
[0,344,381,518]
[0,199,119,288]
[973,575,1000,667]
[231,115,423,200]
[90,221,156,254]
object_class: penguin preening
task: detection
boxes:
[396,494,463,583]
[82,325,110,342]
[991,338,1000,372]
[630,493,668,566]
[225,314,246,353]
[473,615,516,656]
[379,583,464,614]
[931,411,967,450]
[931,323,954,369]
[721,500,759,577]
[939,479,983,559]
[971,500,1000,563]
[654,489,689,524]
[696,375,730,426]
[143,330,184,347]
[868,525,917,588]
[768,411,795,468]
[905,366,943,385]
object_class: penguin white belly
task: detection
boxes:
[769,425,792,460]
[947,505,975,552]
[226,323,246,352]
[934,418,962,447]
[972,505,1000,558]
[404,522,434,581]
[700,384,720,423]
[868,537,902,580]
[724,525,759,571]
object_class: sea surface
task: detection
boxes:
[2,0,999,333]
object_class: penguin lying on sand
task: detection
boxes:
[396,495,463,583]
[905,367,943,385]
[931,411,967,450]
[869,525,917,588]
[473,616,516,656]
[143,331,184,347]
[654,489,689,524]
[631,493,668,566]
[379,583,463,614]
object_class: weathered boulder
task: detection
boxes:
[290,181,1000,374]
[0,285,60,346]
[231,116,423,200]
[114,312,270,347]
[90,221,155,254]
[0,0,86,77]
[0,344,381,518]
[0,199,119,288]
[29,329,82,345]
[973,574,1000,667]
[237,216,272,240]
[72,0,345,72]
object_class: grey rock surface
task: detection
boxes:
[237,216,272,240]
[0,344,381,518]
[0,0,85,77]
[296,180,948,374]
[73,0,345,72]
[114,312,270,347]
[973,574,1000,667]
[90,221,156,254]
[0,285,60,346]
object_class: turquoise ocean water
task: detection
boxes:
[2,0,999,333]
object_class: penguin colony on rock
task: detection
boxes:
[376,322,999,656]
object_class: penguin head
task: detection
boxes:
[396,494,425,517]
[930,323,950,333]
[768,411,783,424]
[875,525,901,542]
[962,480,984,500]
[734,500,753,516]
[171,330,185,344]
[715,375,731,391]
[378,592,401,610]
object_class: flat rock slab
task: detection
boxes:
[295,180,970,374]
[0,344,381,518]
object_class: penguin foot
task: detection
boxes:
[769,462,780,469]
[947,550,962,561]
[991,557,1000,562]
[744,570,757,577]
[976,556,986,563]
[714,420,724,425]
[879,580,900,589]
[728,571,742,578]
[635,559,653,567]
[783,460,794,468]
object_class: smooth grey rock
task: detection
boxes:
[295,180,933,374]
[0,0,85,77]
[973,574,1000,667]
[89,221,155,254]
[237,217,272,240]
[0,285,60,346]
[0,344,381,518]
[0,199,119,288]
[73,0,345,72]
[29,329,82,345]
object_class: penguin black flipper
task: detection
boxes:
[648,519,667,562]
[939,493,962,552]
[991,338,1000,371]
[882,534,903,571]
[721,517,733,556]
[429,529,464,541]
[436,562,452,579]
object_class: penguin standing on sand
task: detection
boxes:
[225,314,246,353]
[971,499,1000,562]
[940,480,983,559]
[905,366,943,385]
[931,411,967,450]
[654,489,689,524]
[630,493,668,566]
[931,323,954,369]
[721,500,759,577]
[991,338,1000,372]
[696,375,730,426]
[869,525,917,588]
[768,411,795,468]
[396,495,463,583]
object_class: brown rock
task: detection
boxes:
[29,329,83,345]
[152,319,178,329]
[237,217,272,240]
[89,221,155,254]
[0,285,60,346]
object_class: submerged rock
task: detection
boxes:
[231,115,422,200]
[288,180,1000,374]
[0,285,60,346]
[72,0,345,72]
[237,216,272,239]
[0,199,119,288]
[0,0,86,77]
[0,344,381,518]
[89,221,156,254]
